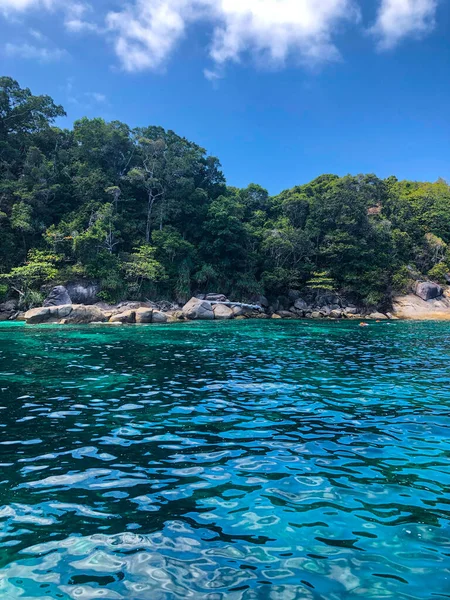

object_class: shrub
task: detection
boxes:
[428,262,449,285]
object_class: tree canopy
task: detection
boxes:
[1,77,449,309]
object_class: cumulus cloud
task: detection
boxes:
[106,0,361,73]
[4,41,67,61]
[370,0,438,49]
[0,0,442,74]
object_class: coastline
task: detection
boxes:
[1,291,450,325]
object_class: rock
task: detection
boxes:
[255,295,269,308]
[271,314,282,319]
[232,305,246,317]
[288,289,302,302]
[43,285,72,307]
[330,309,343,319]
[414,281,443,301]
[110,310,135,324]
[0,300,18,312]
[277,296,290,310]
[182,297,214,320]
[0,313,11,322]
[205,293,228,302]
[386,312,399,320]
[235,315,246,320]
[311,311,322,319]
[135,308,153,323]
[294,298,308,310]
[213,304,234,320]
[368,312,388,320]
[24,306,51,324]
[277,310,296,318]
[66,305,107,324]
[167,310,185,320]
[344,307,358,315]
[66,282,99,305]
[319,306,331,317]
[152,310,168,323]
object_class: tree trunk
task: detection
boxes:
[146,193,155,243]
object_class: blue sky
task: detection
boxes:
[1,0,449,194]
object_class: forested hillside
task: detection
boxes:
[1,76,450,310]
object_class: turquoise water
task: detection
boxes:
[0,320,449,599]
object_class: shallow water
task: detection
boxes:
[0,319,449,599]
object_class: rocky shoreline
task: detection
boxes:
[1,280,449,325]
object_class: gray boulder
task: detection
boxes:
[330,309,343,319]
[135,308,153,323]
[43,286,72,307]
[205,293,228,302]
[182,297,214,320]
[414,281,443,301]
[66,282,99,305]
[294,298,308,310]
[152,310,168,323]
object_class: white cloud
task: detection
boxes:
[0,0,442,75]
[64,2,101,32]
[106,0,361,73]
[370,0,438,49]
[4,41,67,61]
[0,0,55,13]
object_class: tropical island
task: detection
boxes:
[1,76,450,324]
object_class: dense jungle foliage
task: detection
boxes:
[1,76,450,309]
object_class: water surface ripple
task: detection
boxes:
[0,320,449,599]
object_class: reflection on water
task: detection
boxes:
[0,319,449,599]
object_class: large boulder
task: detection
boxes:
[109,310,135,324]
[25,304,73,324]
[182,297,214,320]
[135,308,153,323]
[151,310,168,323]
[66,305,107,324]
[24,306,51,324]
[213,304,234,320]
[0,300,18,321]
[66,282,99,305]
[205,293,228,302]
[414,281,443,301]
[252,295,269,309]
[294,298,308,310]
[43,286,72,307]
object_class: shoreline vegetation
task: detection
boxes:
[2,77,450,322]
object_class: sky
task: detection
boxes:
[0,0,449,194]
